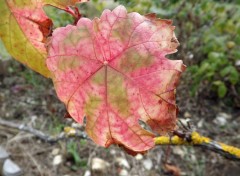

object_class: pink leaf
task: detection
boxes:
[47,5,185,153]
[0,0,88,77]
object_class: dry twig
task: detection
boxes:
[1,118,240,161]
[0,118,88,143]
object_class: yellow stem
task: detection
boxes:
[154,131,240,160]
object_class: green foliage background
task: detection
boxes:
[112,0,240,106]
[1,0,240,107]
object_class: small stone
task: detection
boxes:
[115,157,130,169]
[135,154,143,160]
[53,155,63,166]
[213,117,227,126]
[51,148,60,156]
[217,112,232,120]
[213,112,231,127]
[119,169,129,176]
[197,119,204,128]
[191,154,196,162]
[71,123,83,129]
[110,149,116,155]
[91,158,109,174]
[3,159,22,176]
[236,60,240,67]
[0,146,9,160]
[184,112,191,118]
[188,54,194,60]
[142,159,153,170]
[84,170,91,176]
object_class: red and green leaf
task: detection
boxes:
[0,0,88,77]
[47,5,185,153]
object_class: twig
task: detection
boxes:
[0,118,88,143]
[1,118,240,161]
[154,131,240,161]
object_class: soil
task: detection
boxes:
[0,59,239,176]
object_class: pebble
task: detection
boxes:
[236,60,240,67]
[214,116,227,126]
[91,157,109,174]
[184,112,192,118]
[197,119,204,128]
[110,149,116,155]
[142,158,153,170]
[51,148,60,156]
[71,123,83,129]
[84,170,91,176]
[135,154,143,160]
[115,157,130,169]
[217,112,232,120]
[52,155,63,166]
[119,169,129,176]
[2,159,22,176]
[213,112,231,127]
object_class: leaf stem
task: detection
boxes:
[64,6,82,25]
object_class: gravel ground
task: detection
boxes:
[0,59,240,176]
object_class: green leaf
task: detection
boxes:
[220,65,233,77]
[208,52,225,60]
[230,68,239,85]
[218,82,227,98]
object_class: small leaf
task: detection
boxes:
[218,83,227,98]
[220,65,233,77]
[229,68,239,85]
[0,0,88,77]
[47,6,185,153]
[220,66,239,85]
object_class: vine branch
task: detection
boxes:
[0,118,88,143]
[154,131,240,161]
[1,118,240,161]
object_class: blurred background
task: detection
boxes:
[0,0,240,175]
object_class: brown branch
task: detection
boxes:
[1,118,240,161]
[0,118,88,143]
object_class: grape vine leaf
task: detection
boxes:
[47,5,185,153]
[0,0,88,77]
